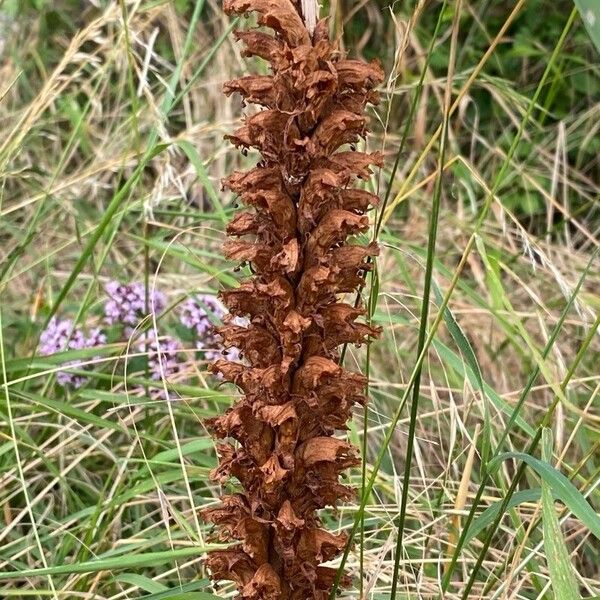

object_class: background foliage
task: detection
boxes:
[0,0,599,598]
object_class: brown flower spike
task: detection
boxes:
[201,1,383,598]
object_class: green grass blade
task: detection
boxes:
[116,573,168,593]
[573,1,600,53]
[389,4,461,595]
[137,581,212,598]
[432,279,492,463]
[142,593,219,600]
[175,140,226,225]
[541,428,581,600]
[488,448,600,541]
[431,338,534,436]
[464,489,544,543]
[0,548,208,580]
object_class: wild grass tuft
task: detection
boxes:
[0,1,599,599]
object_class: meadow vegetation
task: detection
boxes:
[0,0,599,598]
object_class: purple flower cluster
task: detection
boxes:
[39,284,241,394]
[104,281,166,326]
[144,332,183,381]
[133,331,184,399]
[179,294,224,336]
[39,317,106,388]
[178,294,245,364]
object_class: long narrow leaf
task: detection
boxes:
[488,451,600,540]
[573,1,600,53]
[0,548,207,579]
[541,428,581,600]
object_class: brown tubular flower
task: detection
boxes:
[201,1,383,598]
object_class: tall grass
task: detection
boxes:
[1,1,599,599]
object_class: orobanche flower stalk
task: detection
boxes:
[201,1,383,598]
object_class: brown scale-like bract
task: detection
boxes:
[201,1,383,598]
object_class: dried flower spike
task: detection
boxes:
[201,1,383,598]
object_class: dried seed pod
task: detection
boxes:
[201,1,383,598]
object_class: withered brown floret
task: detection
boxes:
[201,1,383,598]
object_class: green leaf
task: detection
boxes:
[573,1,600,54]
[464,488,545,543]
[140,582,216,600]
[432,282,482,392]
[432,280,491,463]
[117,573,168,593]
[541,428,580,600]
[488,450,600,541]
[0,548,206,580]
[175,140,226,225]
[368,261,380,318]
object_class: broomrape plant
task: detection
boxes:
[199,1,383,598]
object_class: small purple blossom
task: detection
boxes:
[146,333,183,381]
[86,327,106,348]
[40,317,80,356]
[179,294,246,368]
[179,294,225,337]
[39,317,106,388]
[104,281,166,326]
[136,331,184,399]
[197,339,242,363]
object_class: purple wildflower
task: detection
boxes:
[86,327,106,348]
[179,294,245,367]
[179,294,225,337]
[40,317,79,356]
[146,333,183,381]
[104,281,166,326]
[39,317,106,388]
[200,342,242,363]
[136,331,184,399]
